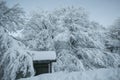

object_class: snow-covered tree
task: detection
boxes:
[53,50,84,72]
[51,7,120,71]
[75,21,120,70]
[0,1,24,32]
[106,18,120,54]
[0,1,34,80]
[22,12,54,51]
[20,6,120,73]
[0,26,35,80]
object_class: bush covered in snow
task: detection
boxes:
[53,50,84,72]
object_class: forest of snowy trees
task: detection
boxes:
[0,1,120,80]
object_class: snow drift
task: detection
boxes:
[19,68,120,80]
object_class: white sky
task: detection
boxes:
[5,0,120,27]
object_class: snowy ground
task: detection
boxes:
[19,68,120,80]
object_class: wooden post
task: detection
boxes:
[48,62,52,73]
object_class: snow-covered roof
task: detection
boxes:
[27,50,56,61]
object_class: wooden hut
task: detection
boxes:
[28,51,56,75]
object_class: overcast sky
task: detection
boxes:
[5,0,120,27]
